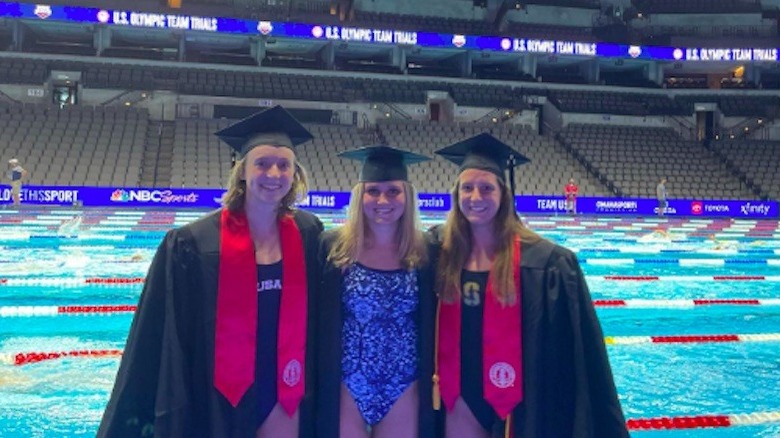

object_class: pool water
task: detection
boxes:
[1,209,779,437]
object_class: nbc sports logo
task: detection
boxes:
[110,189,130,202]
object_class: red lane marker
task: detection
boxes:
[85,278,145,284]
[693,299,760,305]
[14,349,123,365]
[604,276,660,281]
[713,276,766,281]
[651,335,740,343]
[593,299,627,306]
[58,305,137,314]
[0,279,7,284]
[627,414,731,430]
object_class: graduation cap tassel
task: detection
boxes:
[508,155,518,216]
[432,300,442,411]
[508,155,517,195]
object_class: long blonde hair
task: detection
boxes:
[436,176,539,305]
[328,181,428,270]
[222,155,310,216]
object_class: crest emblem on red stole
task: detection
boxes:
[489,362,516,388]
[283,359,302,387]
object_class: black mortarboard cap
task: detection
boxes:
[435,133,530,193]
[214,105,314,158]
[338,145,430,182]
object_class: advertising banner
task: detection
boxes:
[519,195,778,218]
[1,185,776,218]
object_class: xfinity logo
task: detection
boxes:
[741,202,770,216]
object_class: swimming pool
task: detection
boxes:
[1,209,779,437]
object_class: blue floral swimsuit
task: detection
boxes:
[341,263,419,425]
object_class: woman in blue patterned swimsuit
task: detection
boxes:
[317,146,438,438]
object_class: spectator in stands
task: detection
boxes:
[656,177,668,216]
[99,106,323,438]
[7,158,27,207]
[431,133,627,437]
[317,145,437,438]
[564,178,579,215]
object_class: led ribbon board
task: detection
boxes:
[0,2,777,62]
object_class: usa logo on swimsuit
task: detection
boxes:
[489,362,516,389]
[283,359,302,387]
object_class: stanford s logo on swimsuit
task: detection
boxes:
[283,359,302,387]
[489,362,516,389]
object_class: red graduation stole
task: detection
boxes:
[437,237,523,420]
[214,208,308,416]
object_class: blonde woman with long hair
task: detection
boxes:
[317,146,437,438]
[99,107,323,438]
[432,134,628,438]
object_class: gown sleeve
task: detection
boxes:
[97,228,192,438]
[555,250,629,438]
[314,229,342,438]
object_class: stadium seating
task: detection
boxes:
[548,90,688,116]
[504,22,597,42]
[710,140,780,200]
[168,116,610,195]
[675,95,780,117]
[0,102,147,187]
[633,0,762,14]
[558,124,754,199]
[170,118,368,190]
[352,11,495,36]
[376,119,610,195]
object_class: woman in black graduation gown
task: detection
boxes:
[431,134,628,438]
[316,146,437,438]
[98,106,323,438]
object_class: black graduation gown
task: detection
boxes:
[97,209,323,438]
[434,236,629,438]
[315,229,438,437]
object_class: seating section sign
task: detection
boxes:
[1,185,777,218]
